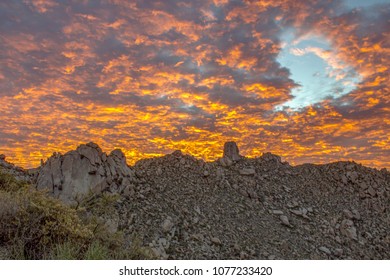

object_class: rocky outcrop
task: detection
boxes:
[36,142,135,204]
[0,155,32,182]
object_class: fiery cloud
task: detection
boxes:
[0,0,389,169]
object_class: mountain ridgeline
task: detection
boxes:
[0,142,389,259]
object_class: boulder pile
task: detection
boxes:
[116,143,389,260]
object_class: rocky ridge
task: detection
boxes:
[1,142,389,259]
[0,154,33,182]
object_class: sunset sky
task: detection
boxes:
[1,0,389,169]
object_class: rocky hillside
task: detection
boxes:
[1,142,389,259]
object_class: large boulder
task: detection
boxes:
[36,142,134,204]
[223,141,241,161]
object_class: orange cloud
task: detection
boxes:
[0,0,389,170]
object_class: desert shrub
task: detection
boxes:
[76,191,124,248]
[0,170,154,259]
[0,187,93,259]
[0,169,27,192]
[84,241,110,260]
[49,241,79,260]
[73,192,155,259]
[0,191,22,245]
[77,191,120,216]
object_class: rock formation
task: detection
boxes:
[223,141,241,161]
[36,142,134,204]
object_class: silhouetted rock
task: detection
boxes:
[223,141,241,161]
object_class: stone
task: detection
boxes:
[162,217,174,233]
[122,184,135,198]
[219,179,231,189]
[219,157,233,167]
[287,200,299,208]
[340,219,357,240]
[104,215,119,234]
[290,209,303,216]
[203,170,210,177]
[240,251,248,259]
[151,246,168,260]
[246,188,258,199]
[239,168,256,176]
[268,255,276,260]
[216,168,224,179]
[367,186,376,197]
[341,175,348,184]
[191,234,203,241]
[156,166,163,176]
[194,206,201,215]
[359,181,368,190]
[347,171,358,183]
[211,237,222,246]
[270,210,284,215]
[352,209,361,220]
[158,238,169,250]
[280,215,291,227]
[319,246,331,255]
[343,209,354,219]
[223,141,241,161]
[334,248,343,257]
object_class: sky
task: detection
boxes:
[0,0,389,169]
